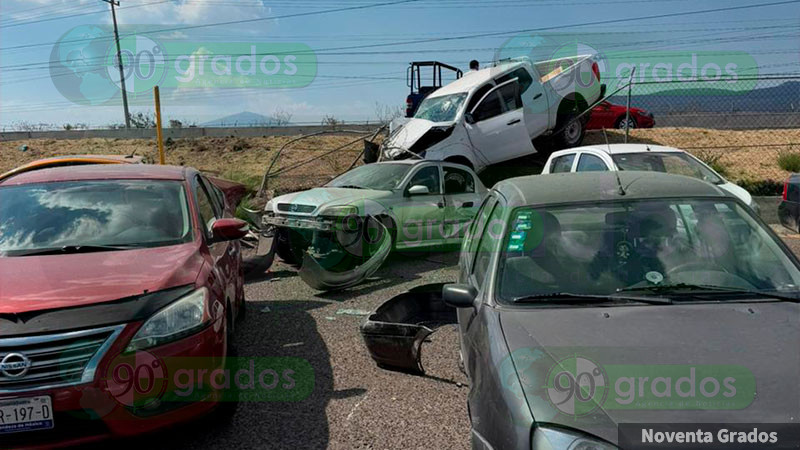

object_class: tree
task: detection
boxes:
[374,102,403,124]
[272,107,294,126]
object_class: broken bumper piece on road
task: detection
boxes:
[359,283,457,374]
[298,218,391,291]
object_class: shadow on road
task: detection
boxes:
[109,300,341,450]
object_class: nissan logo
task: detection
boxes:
[0,353,32,379]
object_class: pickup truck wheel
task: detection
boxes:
[555,112,585,149]
[616,116,637,130]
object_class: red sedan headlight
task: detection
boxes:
[126,287,211,352]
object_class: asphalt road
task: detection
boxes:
[112,249,470,450]
[111,229,800,450]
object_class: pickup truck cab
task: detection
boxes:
[542,144,757,212]
[382,56,605,173]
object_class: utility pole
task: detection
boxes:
[102,0,131,128]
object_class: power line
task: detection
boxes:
[0,0,424,52]
[3,24,798,73]
[1,0,172,29]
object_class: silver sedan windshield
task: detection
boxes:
[496,199,800,302]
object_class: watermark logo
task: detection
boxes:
[545,355,609,417]
[543,356,755,416]
[50,25,317,105]
[495,32,759,96]
[97,352,314,414]
[104,350,169,409]
[499,347,757,426]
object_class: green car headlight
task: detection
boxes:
[320,206,361,231]
[533,426,618,450]
[127,287,210,352]
[320,205,358,217]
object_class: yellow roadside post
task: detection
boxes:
[154,86,165,165]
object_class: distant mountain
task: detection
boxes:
[608,81,800,114]
[201,112,282,127]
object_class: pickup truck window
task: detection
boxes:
[576,154,609,172]
[496,68,533,95]
[414,93,467,122]
[550,154,575,173]
[473,92,503,122]
[498,82,522,112]
[466,84,493,113]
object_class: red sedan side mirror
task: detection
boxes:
[211,218,249,241]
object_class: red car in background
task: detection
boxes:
[586,100,655,130]
[0,164,248,448]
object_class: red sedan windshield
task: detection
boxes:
[0,180,192,256]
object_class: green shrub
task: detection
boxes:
[222,170,261,193]
[778,151,800,172]
[735,178,783,196]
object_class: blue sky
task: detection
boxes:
[1,0,798,129]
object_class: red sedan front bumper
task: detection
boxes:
[2,320,226,450]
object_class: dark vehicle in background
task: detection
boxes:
[586,100,654,130]
[405,61,463,117]
[779,174,800,232]
[0,165,248,448]
[362,171,800,449]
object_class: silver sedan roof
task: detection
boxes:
[494,171,732,208]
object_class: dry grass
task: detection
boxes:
[0,134,382,194]
[2,128,797,194]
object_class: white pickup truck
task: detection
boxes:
[381,56,606,173]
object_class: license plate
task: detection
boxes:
[0,396,54,434]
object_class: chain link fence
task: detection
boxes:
[583,75,800,192]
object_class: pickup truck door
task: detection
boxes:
[495,67,549,138]
[465,79,535,164]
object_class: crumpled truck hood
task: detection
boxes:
[382,119,438,158]
[499,302,800,445]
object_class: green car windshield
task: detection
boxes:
[491,198,800,302]
[327,163,412,190]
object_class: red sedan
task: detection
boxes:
[0,164,248,448]
[586,100,655,130]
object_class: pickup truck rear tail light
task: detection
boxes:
[406,96,414,117]
[783,177,790,201]
[592,62,600,82]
